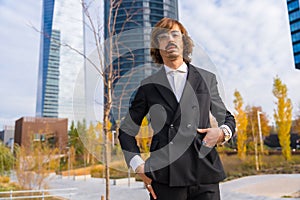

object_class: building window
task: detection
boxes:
[288,1,299,12]
[294,54,300,63]
[289,10,300,22]
[292,32,300,43]
[290,21,300,32]
[33,133,40,141]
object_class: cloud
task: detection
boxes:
[0,0,41,128]
[180,0,300,120]
[1,0,300,129]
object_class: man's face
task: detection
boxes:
[157,24,184,62]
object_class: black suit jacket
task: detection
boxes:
[118,63,235,187]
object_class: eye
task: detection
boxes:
[157,33,169,41]
[171,31,181,38]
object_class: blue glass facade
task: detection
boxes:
[43,29,60,117]
[37,0,85,123]
[104,0,178,121]
[36,0,59,117]
[287,0,300,69]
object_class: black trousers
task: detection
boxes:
[150,181,220,200]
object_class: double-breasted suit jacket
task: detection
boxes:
[118,63,236,187]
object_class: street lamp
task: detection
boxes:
[257,111,264,153]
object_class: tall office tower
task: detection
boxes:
[287,0,300,69]
[104,0,179,121]
[36,0,86,123]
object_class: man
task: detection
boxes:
[118,17,235,200]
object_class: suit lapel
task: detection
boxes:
[185,64,202,93]
[150,67,178,111]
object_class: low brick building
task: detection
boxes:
[15,117,68,151]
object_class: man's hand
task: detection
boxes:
[197,128,224,147]
[135,164,157,199]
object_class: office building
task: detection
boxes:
[36,0,86,123]
[104,0,179,121]
[0,125,15,148]
[287,0,300,69]
[14,117,68,151]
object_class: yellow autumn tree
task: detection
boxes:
[94,121,114,162]
[246,106,270,150]
[246,106,270,170]
[15,142,60,190]
[233,90,248,160]
[95,122,103,142]
[273,76,293,161]
[136,117,153,155]
[86,122,97,165]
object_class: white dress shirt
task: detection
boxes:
[164,63,188,102]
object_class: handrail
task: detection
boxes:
[0,188,77,200]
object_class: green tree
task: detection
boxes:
[0,142,14,176]
[233,90,248,160]
[68,120,85,162]
[273,76,293,161]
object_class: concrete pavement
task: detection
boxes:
[48,174,300,200]
[220,174,300,200]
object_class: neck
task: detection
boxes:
[163,59,184,70]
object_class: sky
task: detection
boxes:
[0,0,300,129]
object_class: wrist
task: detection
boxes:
[135,164,144,174]
[218,128,225,142]
[220,126,231,144]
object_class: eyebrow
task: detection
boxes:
[170,30,181,33]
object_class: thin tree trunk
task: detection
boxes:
[103,78,112,200]
[103,112,110,200]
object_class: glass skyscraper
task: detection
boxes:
[287,0,300,69]
[36,0,86,123]
[104,0,179,121]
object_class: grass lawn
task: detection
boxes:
[83,151,300,181]
[220,152,300,181]
[58,151,300,181]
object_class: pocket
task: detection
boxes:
[205,149,218,165]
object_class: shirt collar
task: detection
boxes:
[164,62,188,74]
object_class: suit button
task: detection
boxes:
[187,124,192,128]
[170,141,174,145]
[170,124,174,128]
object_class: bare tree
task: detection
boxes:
[15,142,60,190]
[81,1,146,199]
[33,1,147,198]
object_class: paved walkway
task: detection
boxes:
[220,174,300,200]
[48,174,300,200]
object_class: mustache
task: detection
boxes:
[165,43,178,50]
